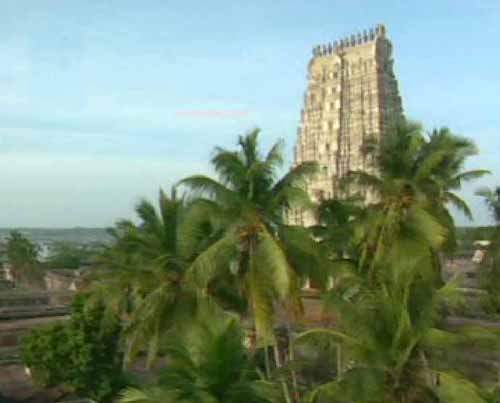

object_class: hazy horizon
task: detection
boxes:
[1,1,499,227]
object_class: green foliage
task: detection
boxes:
[478,229,500,314]
[6,230,43,287]
[344,121,488,263]
[291,120,494,402]
[21,295,127,402]
[21,321,69,386]
[180,129,317,346]
[456,227,497,243]
[44,241,98,269]
[120,315,278,403]
[6,230,39,266]
[475,186,500,314]
[88,188,220,365]
[296,250,497,403]
[455,226,496,254]
[71,122,491,403]
[483,387,500,403]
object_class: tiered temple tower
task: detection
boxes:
[289,24,403,226]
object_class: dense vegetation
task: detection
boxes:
[5,230,45,288]
[21,295,127,402]
[21,121,500,403]
[42,241,99,269]
[0,227,110,244]
[476,187,500,314]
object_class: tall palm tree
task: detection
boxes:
[119,315,278,403]
[87,188,220,365]
[283,120,492,402]
[179,129,317,347]
[345,120,488,275]
[296,239,499,403]
[416,127,487,219]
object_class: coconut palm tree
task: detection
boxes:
[295,238,499,403]
[345,120,488,275]
[87,188,221,365]
[179,129,317,347]
[119,315,278,403]
[416,127,488,219]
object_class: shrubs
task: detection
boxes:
[6,230,45,289]
[479,233,500,316]
[21,295,127,402]
[44,241,98,270]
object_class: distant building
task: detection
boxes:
[37,241,53,263]
[442,240,494,288]
[44,269,79,291]
[472,240,490,264]
[289,24,403,226]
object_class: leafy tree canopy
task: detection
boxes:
[21,295,127,402]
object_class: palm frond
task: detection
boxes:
[186,233,239,289]
[178,175,236,203]
[119,387,174,403]
[421,328,462,351]
[295,328,360,348]
[452,169,490,184]
[256,227,292,300]
[178,198,223,260]
[342,170,383,193]
[247,252,277,346]
[239,128,261,167]
[264,139,284,170]
[272,162,318,196]
[414,148,450,183]
[445,191,473,220]
[435,371,486,403]
[475,186,494,199]
[211,148,247,187]
[406,204,448,249]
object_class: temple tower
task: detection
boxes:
[289,24,403,226]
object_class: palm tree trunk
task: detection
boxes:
[287,324,300,403]
[248,235,273,381]
[420,350,433,387]
[370,215,389,275]
[264,345,271,379]
[273,344,292,403]
[336,344,343,380]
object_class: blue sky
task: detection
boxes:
[1,0,499,227]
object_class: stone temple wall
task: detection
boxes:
[289,24,403,226]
